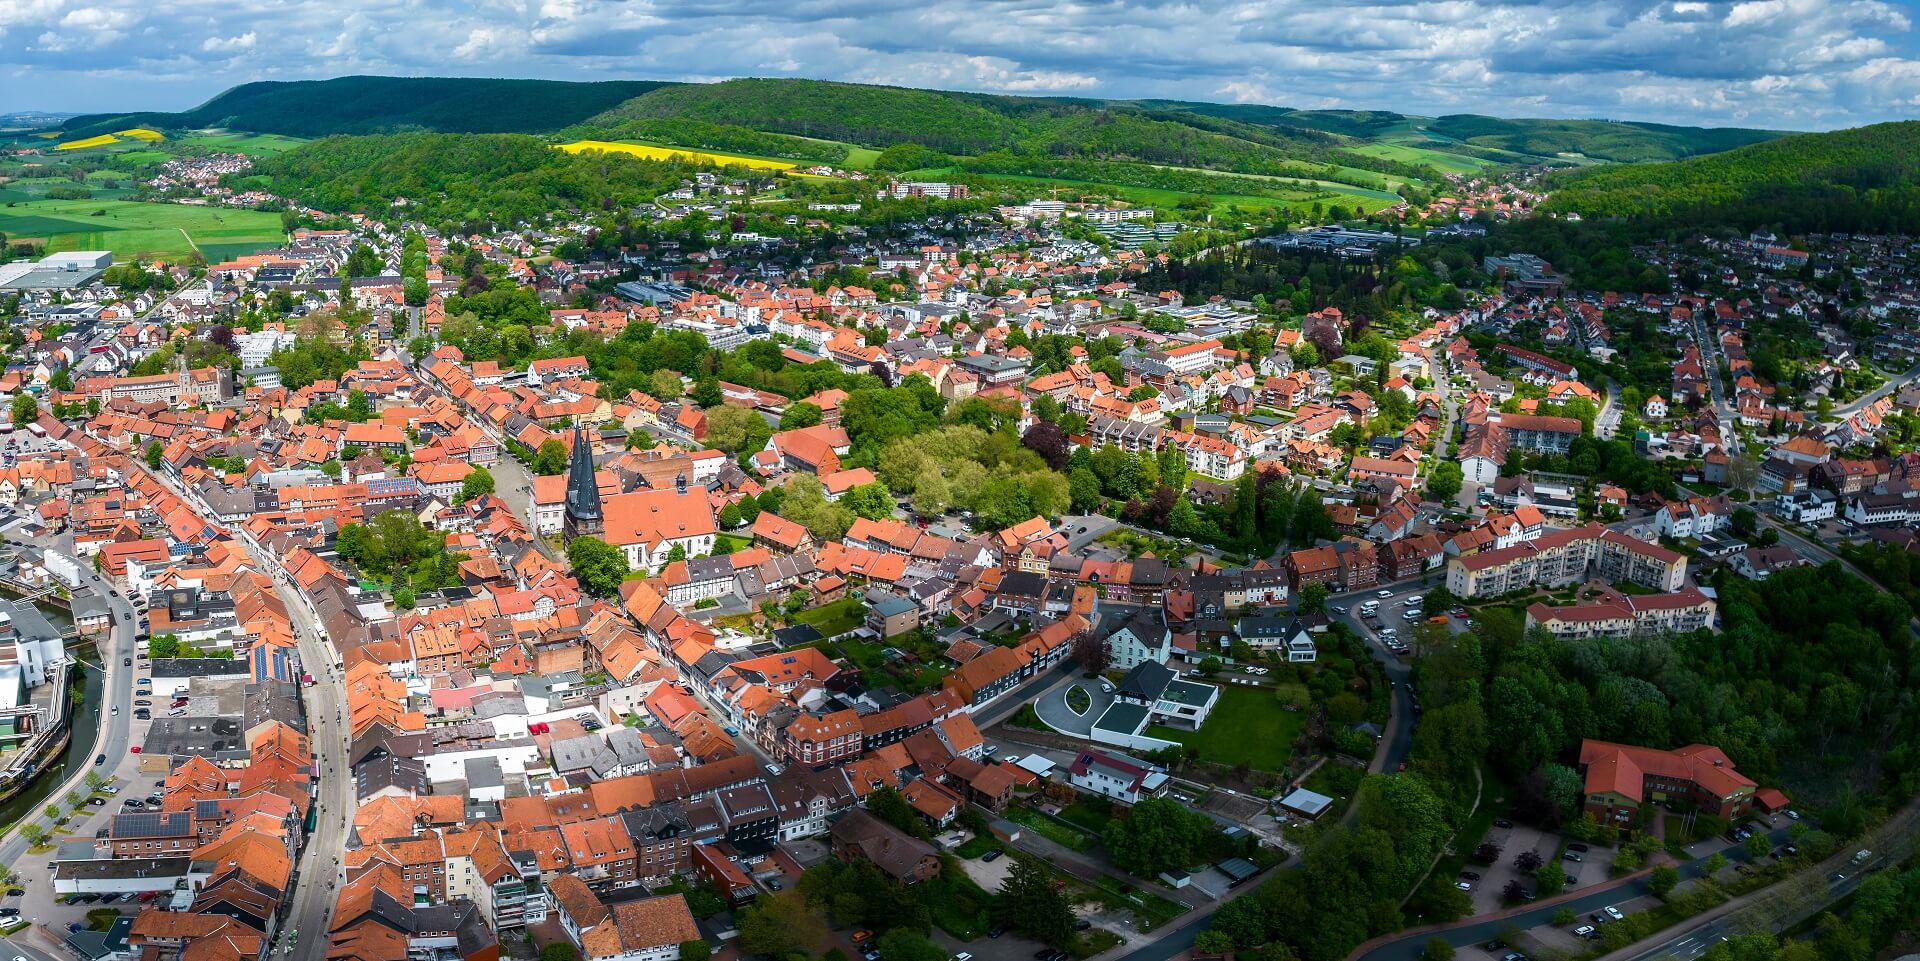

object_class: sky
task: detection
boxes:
[4,0,1920,130]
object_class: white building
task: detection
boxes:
[1067,749,1169,805]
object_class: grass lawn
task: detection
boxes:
[794,596,866,638]
[0,198,283,261]
[712,532,753,554]
[1146,686,1306,771]
[954,834,1006,859]
[1003,804,1097,852]
[1055,799,1115,836]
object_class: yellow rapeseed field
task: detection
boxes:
[55,134,121,151]
[113,128,166,141]
[555,140,795,171]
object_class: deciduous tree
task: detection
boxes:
[566,536,629,597]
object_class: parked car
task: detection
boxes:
[1604,906,1624,921]
[1573,926,1597,939]
[93,753,105,765]
[1567,842,1589,852]
[982,850,1002,863]
[1563,852,1583,862]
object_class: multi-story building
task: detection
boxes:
[780,709,865,768]
[1494,412,1582,454]
[1577,739,1761,823]
[1523,587,1717,640]
[1447,524,1687,599]
[547,875,699,961]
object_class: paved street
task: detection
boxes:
[1827,360,1920,421]
[1352,823,1796,961]
[152,468,351,961]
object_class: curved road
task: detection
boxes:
[1352,824,1794,961]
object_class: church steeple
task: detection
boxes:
[562,423,603,543]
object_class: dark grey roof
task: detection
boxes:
[1116,660,1175,702]
[107,811,194,838]
[149,658,249,678]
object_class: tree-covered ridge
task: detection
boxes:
[587,78,1431,182]
[591,79,1034,155]
[1541,120,1920,234]
[1428,114,1781,163]
[59,76,676,140]
[244,133,698,226]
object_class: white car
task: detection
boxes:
[1603,906,1624,921]
[1376,589,1393,598]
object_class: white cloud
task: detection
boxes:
[201,31,254,52]
[4,0,1919,128]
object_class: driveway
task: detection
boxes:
[1034,679,1114,737]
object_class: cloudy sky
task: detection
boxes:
[5,0,1919,129]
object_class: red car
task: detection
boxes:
[129,746,141,754]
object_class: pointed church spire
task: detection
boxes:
[562,422,603,543]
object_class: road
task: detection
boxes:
[1596,378,1623,442]
[1827,361,1920,421]
[1325,574,1446,775]
[156,469,351,961]
[1352,823,1795,961]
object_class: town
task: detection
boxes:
[0,126,1917,961]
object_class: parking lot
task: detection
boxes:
[1335,588,1470,657]
[1463,820,1554,914]
[1449,818,1620,917]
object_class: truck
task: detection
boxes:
[1852,850,1872,865]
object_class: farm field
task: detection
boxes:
[967,171,1396,219]
[176,131,310,156]
[772,133,880,168]
[556,140,796,171]
[1344,141,1502,175]
[55,135,120,151]
[1146,685,1307,771]
[0,198,284,262]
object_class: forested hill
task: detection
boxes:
[58,76,677,139]
[586,78,1373,174]
[1426,115,1779,163]
[1542,121,1920,234]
